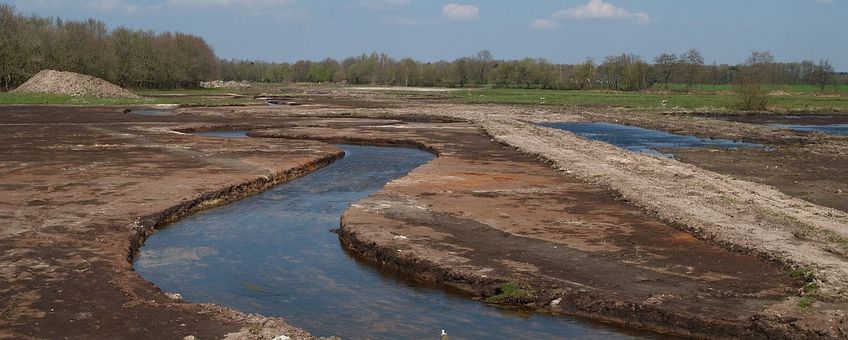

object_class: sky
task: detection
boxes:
[6,0,848,70]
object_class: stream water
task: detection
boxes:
[135,134,653,339]
[544,122,763,157]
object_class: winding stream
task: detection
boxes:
[135,132,654,339]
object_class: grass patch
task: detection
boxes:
[447,88,848,113]
[789,267,816,281]
[485,282,535,304]
[798,296,815,310]
[790,267,821,311]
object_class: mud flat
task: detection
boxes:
[0,105,343,339]
[2,101,846,338]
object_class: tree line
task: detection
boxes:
[220,50,840,92]
[1,5,841,92]
[0,5,217,90]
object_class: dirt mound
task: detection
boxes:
[13,70,139,98]
[199,80,251,89]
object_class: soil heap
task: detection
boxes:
[12,70,140,98]
[199,80,252,89]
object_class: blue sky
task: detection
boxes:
[7,0,848,70]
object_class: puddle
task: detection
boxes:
[129,108,174,116]
[135,144,653,339]
[768,124,848,135]
[193,130,249,138]
[710,114,848,135]
[544,122,762,157]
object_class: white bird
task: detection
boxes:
[441,329,449,340]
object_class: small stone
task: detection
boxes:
[183,336,196,340]
[272,336,291,340]
[550,298,562,306]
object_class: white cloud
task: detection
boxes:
[554,0,650,24]
[354,0,410,10]
[529,18,558,30]
[441,3,479,21]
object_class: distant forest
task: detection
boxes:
[0,5,217,90]
[1,5,843,91]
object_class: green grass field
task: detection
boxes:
[449,88,848,112]
[3,84,847,113]
[651,83,848,94]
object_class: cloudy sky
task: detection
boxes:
[7,0,847,70]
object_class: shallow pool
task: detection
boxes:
[768,124,848,135]
[193,130,250,138]
[135,144,653,339]
[544,122,762,157]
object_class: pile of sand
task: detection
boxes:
[13,70,140,98]
[199,80,251,89]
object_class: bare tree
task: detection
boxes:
[681,48,704,91]
[809,59,834,92]
[653,53,677,89]
[735,50,775,110]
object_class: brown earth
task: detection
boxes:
[664,113,848,212]
[1,99,847,339]
[669,146,848,213]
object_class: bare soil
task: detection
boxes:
[0,105,341,339]
[2,98,848,339]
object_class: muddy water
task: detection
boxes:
[768,123,848,135]
[129,108,174,116]
[544,122,762,157]
[135,142,650,339]
[193,130,250,138]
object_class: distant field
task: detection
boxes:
[3,84,847,112]
[652,83,848,94]
[449,88,848,112]
[0,92,262,106]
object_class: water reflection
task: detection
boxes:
[544,122,763,157]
